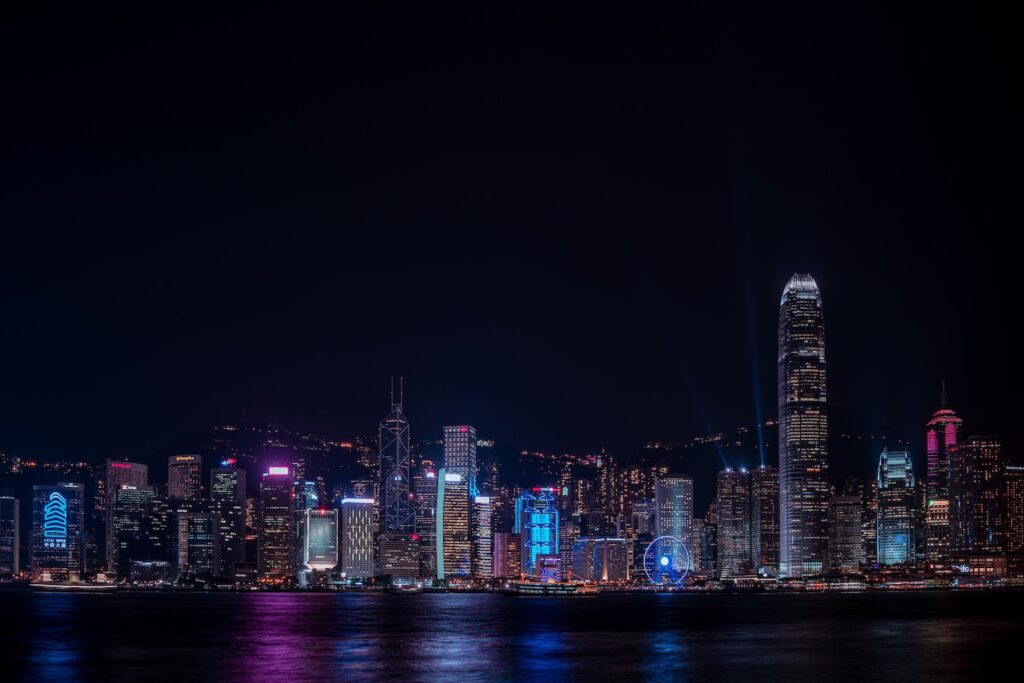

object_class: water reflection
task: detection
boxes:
[2,590,1023,681]
[27,594,85,682]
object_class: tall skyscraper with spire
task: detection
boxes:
[777,273,829,577]
[379,378,415,535]
[925,383,962,564]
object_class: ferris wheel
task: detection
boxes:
[643,535,691,585]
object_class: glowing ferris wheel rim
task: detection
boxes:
[643,535,691,585]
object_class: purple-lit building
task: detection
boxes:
[925,388,962,564]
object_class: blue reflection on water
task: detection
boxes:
[27,594,84,682]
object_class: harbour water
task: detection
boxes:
[1,590,1020,681]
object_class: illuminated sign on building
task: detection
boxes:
[267,467,290,476]
[43,492,68,549]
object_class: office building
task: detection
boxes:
[827,495,865,573]
[379,532,420,579]
[1006,466,1024,553]
[32,482,86,580]
[950,436,1004,555]
[876,449,916,565]
[518,488,559,578]
[210,466,246,577]
[778,274,829,577]
[104,460,148,571]
[444,425,478,494]
[412,465,438,578]
[750,465,779,573]
[437,469,470,578]
[379,383,414,535]
[925,389,962,563]
[341,497,375,579]
[171,507,219,577]
[716,469,752,577]
[111,484,156,576]
[471,495,493,579]
[0,489,19,576]
[654,473,694,568]
[258,466,295,579]
[301,508,338,571]
[168,454,202,500]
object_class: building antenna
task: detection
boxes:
[390,376,395,409]
[940,380,947,408]
[399,376,405,410]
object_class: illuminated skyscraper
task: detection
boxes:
[171,507,219,577]
[750,465,779,574]
[0,489,19,576]
[1005,466,1024,553]
[210,466,246,577]
[340,497,375,579]
[596,452,619,536]
[471,495,493,579]
[301,508,338,571]
[926,385,962,500]
[379,532,420,578]
[778,273,829,577]
[654,474,694,568]
[32,482,85,580]
[716,469,752,578]
[437,469,470,578]
[444,425,478,494]
[111,484,156,576]
[492,531,511,579]
[876,449,916,565]
[518,488,559,578]
[104,460,148,571]
[258,466,295,580]
[592,537,628,582]
[412,465,439,578]
[701,501,717,574]
[949,436,1004,556]
[925,387,962,564]
[379,381,414,535]
[168,455,202,500]
[827,496,865,573]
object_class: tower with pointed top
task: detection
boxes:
[379,378,415,535]
[926,383,962,501]
[777,273,829,577]
[924,383,962,565]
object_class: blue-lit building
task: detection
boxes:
[31,482,86,580]
[877,448,916,565]
[517,489,559,578]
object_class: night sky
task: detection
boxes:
[1,3,1017,477]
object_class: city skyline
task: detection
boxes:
[1,4,1020,680]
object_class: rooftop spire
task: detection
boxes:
[940,380,947,408]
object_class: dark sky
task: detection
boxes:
[1,2,1018,475]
